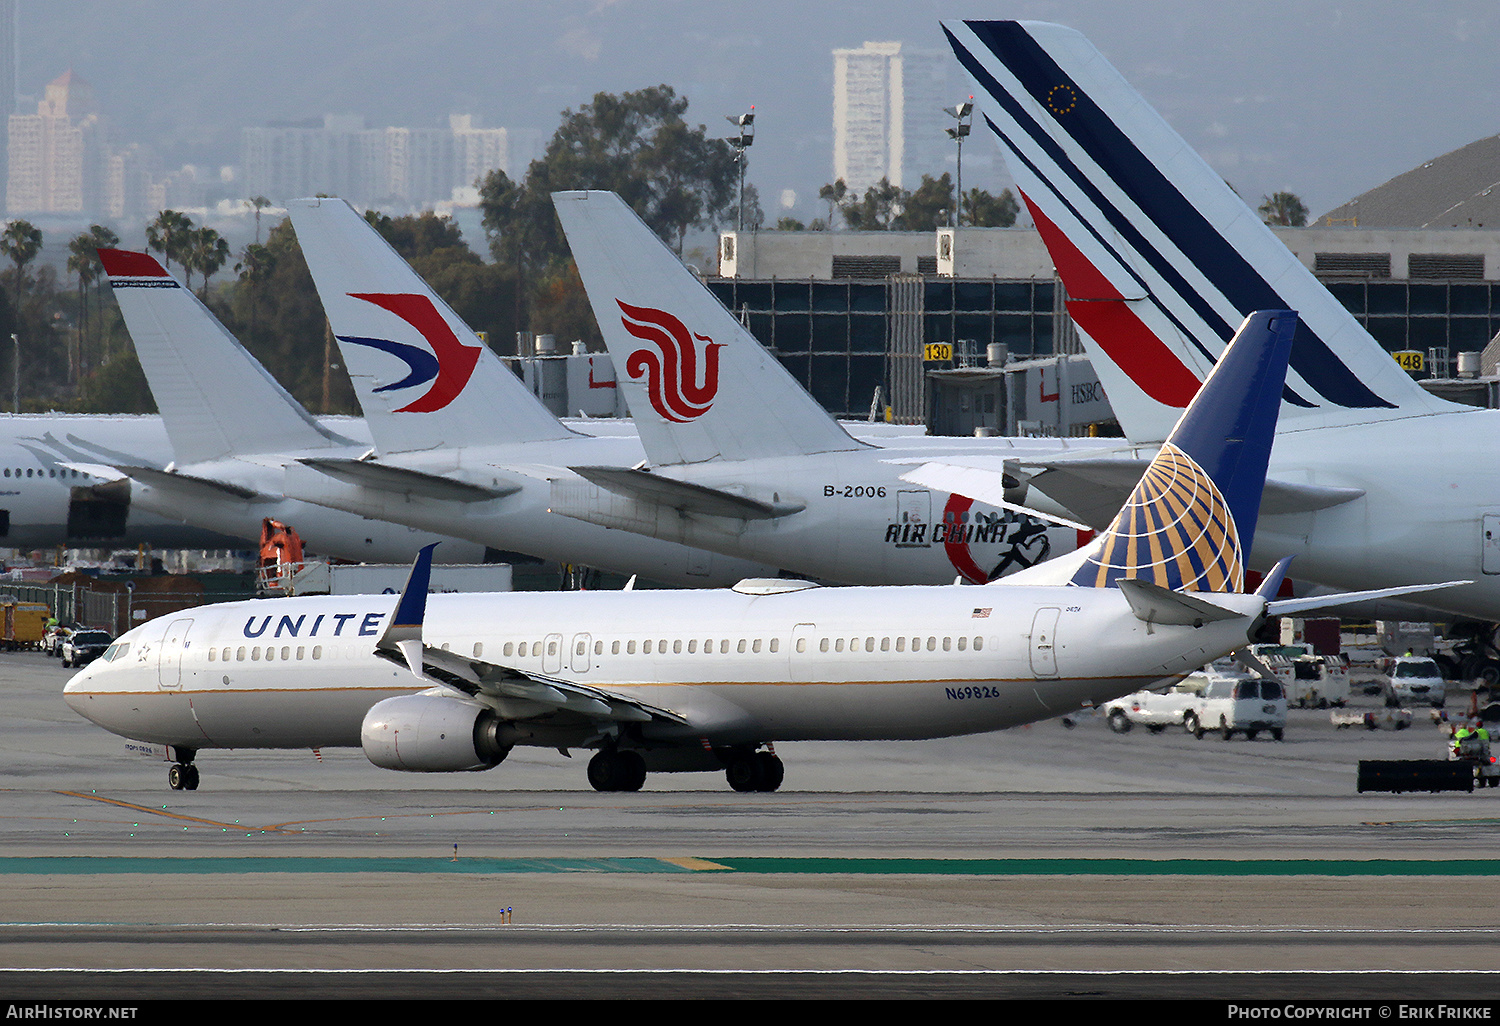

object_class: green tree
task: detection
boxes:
[893,174,954,231]
[818,179,848,229]
[145,210,194,275]
[963,186,1019,227]
[775,216,807,231]
[185,225,230,297]
[1258,191,1309,227]
[838,178,905,230]
[245,195,273,245]
[67,224,119,379]
[478,85,739,337]
[0,220,41,411]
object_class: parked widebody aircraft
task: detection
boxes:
[540,189,1097,584]
[72,307,1430,792]
[939,19,1500,627]
[286,197,1095,586]
[0,414,248,550]
[281,198,782,586]
[95,249,492,564]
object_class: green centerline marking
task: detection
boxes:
[1,856,1498,876]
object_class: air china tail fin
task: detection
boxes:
[552,190,865,465]
[1022,310,1296,592]
[99,249,350,463]
[286,197,574,455]
[944,20,1457,444]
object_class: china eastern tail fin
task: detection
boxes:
[1071,310,1297,592]
[944,20,1456,444]
[287,197,574,455]
[99,249,350,463]
[552,190,865,465]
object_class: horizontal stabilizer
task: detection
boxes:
[111,464,265,502]
[1266,581,1472,618]
[1024,458,1365,529]
[570,466,805,521]
[1117,577,1245,627]
[299,457,520,503]
[894,459,1092,531]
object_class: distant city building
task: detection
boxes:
[832,41,949,199]
[241,114,509,209]
[7,69,103,215]
[0,0,17,212]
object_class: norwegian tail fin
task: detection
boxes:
[1070,310,1297,591]
[286,197,574,455]
[552,190,864,465]
[99,249,350,463]
[944,20,1455,444]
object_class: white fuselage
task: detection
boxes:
[63,584,1260,754]
[285,431,1102,587]
[1194,410,1499,623]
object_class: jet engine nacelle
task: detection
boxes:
[360,694,510,772]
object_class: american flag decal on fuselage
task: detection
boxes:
[1070,443,1243,593]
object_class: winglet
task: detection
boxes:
[1255,556,1295,600]
[379,543,438,656]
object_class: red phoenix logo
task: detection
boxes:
[618,300,723,423]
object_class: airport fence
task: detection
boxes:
[0,574,257,637]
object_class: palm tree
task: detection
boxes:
[1258,191,1309,227]
[145,209,194,277]
[67,224,119,378]
[245,195,272,245]
[0,220,41,412]
[186,226,230,298]
[818,179,848,230]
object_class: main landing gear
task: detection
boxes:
[724,748,784,793]
[167,748,199,791]
[587,748,647,792]
[584,745,787,793]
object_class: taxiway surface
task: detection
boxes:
[4,651,1498,1000]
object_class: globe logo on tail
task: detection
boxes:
[617,300,723,423]
[1071,443,1244,593]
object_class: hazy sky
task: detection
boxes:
[24,0,1500,223]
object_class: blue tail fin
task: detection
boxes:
[1071,311,1297,592]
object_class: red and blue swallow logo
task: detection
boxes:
[336,293,481,413]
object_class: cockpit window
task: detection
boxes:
[102,642,130,662]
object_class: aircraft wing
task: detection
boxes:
[109,463,267,502]
[374,543,688,728]
[568,466,805,521]
[298,456,521,503]
[376,641,688,726]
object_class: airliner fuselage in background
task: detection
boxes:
[287,196,1093,587]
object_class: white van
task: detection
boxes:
[1185,673,1287,741]
[1376,657,1447,709]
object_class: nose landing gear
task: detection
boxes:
[167,748,199,791]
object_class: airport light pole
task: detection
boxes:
[726,107,755,232]
[946,99,973,227]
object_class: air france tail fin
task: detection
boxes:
[286,197,574,454]
[1071,310,1296,592]
[552,190,865,465]
[944,20,1456,443]
[99,249,350,463]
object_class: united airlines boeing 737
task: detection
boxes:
[64,309,1453,792]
